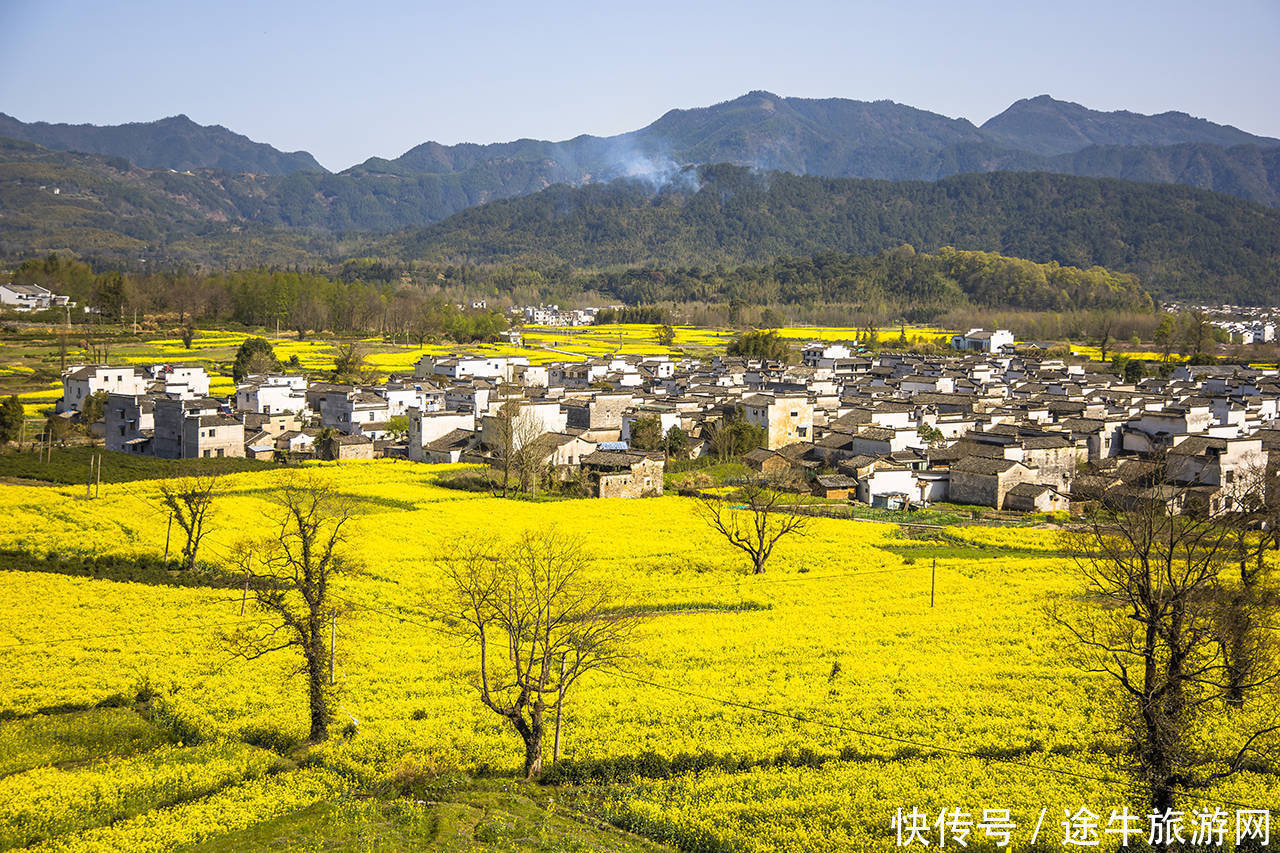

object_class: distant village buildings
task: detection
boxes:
[55,324,1280,507]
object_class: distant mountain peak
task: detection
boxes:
[0,112,324,174]
[982,96,1278,155]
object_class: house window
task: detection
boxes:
[203,449,211,458]
[216,449,224,458]
[208,428,215,437]
[1225,470,1234,484]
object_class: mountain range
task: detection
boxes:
[2,92,1279,304]
[3,92,1280,220]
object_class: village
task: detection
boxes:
[46,326,1278,514]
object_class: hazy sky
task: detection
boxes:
[2,0,1277,171]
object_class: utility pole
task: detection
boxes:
[163,510,173,560]
[329,614,337,685]
[240,548,252,616]
[95,454,101,498]
[553,654,567,763]
[930,559,936,608]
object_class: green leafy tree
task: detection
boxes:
[1124,359,1146,384]
[727,330,792,362]
[45,414,72,445]
[655,325,675,347]
[706,408,766,459]
[1153,314,1175,362]
[180,324,196,350]
[629,415,664,451]
[759,306,786,328]
[330,343,366,383]
[79,390,108,427]
[917,422,945,447]
[232,337,281,382]
[0,396,24,444]
[1184,310,1214,358]
[664,425,689,459]
[385,415,410,440]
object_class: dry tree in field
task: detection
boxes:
[434,528,642,779]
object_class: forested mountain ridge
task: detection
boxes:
[981,94,1279,156]
[0,138,338,267]
[2,135,1276,306]
[0,112,324,175]
[382,165,1280,305]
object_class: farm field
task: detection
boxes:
[0,461,1275,850]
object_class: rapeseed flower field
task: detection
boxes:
[0,461,1274,850]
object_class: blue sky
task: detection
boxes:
[1,0,1277,171]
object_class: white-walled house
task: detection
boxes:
[1,283,69,311]
[802,342,854,368]
[59,365,149,413]
[739,394,814,449]
[148,364,210,399]
[414,355,527,382]
[406,409,478,461]
[951,329,1014,353]
[235,375,308,415]
[319,390,391,437]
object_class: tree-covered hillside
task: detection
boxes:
[386,165,1280,304]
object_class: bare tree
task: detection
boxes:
[435,529,641,779]
[489,398,547,498]
[1214,462,1279,708]
[1054,462,1279,822]
[694,477,808,574]
[1096,313,1115,365]
[158,473,219,571]
[226,473,356,743]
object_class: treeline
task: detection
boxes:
[8,254,507,342]
[11,243,1153,333]
[575,246,1151,318]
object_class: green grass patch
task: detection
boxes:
[0,741,283,849]
[0,707,169,777]
[0,548,246,588]
[603,600,771,618]
[0,446,279,485]
[179,786,671,853]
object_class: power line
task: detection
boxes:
[597,668,1270,813]
[1,565,1271,812]
[0,613,277,651]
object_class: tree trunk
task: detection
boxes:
[1222,595,1250,710]
[513,711,545,779]
[752,552,766,574]
[306,641,330,742]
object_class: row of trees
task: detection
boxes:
[8,255,509,342]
